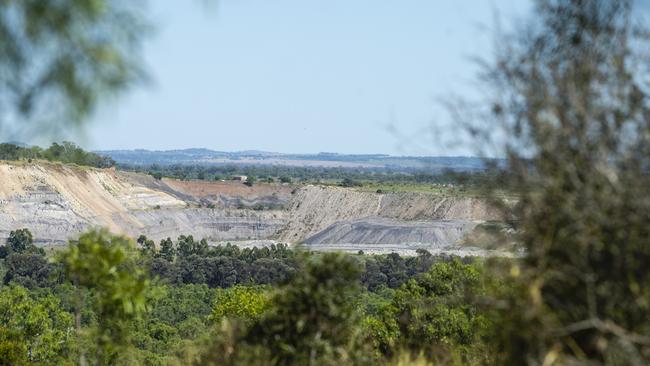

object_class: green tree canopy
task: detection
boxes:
[7,228,33,253]
[210,286,271,325]
[59,229,152,365]
[248,252,364,365]
[0,286,75,365]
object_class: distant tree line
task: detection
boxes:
[0,142,115,168]
[123,162,507,189]
[1,229,465,294]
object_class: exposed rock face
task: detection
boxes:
[0,163,503,253]
[0,163,283,244]
[303,218,475,246]
[378,193,502,221]
[156,179,293,209]
[0,184,89,244]
[121,209,287,242]
[277,185,502,242]
[278,186,381,242]
[0,163,177,243]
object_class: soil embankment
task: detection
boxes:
[277,185,501,242]
[0,163,285,244]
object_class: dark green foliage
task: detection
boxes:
[176,235,209,258]
[361,250,441,291]
[3,253,61,288]
[0,143,22,161]
[150,285,216,326]
[181,250,291,287]
[243,176,256,187]
[142,236,446,291]
[158,237,175,262]
[1,229,467,294]
[137,235,156,258]
[7,228,33,253]
[355,261,495,363]
[390,261,489,358]
[339,177,363,187]
[1,228,45,258]
[1,229,58,288]
[146,239,298,288]
[148,257,180,282]
[246,253,365,365]
[0,286,75,365]
[0,227,497,365]
[127,284,217,361]
[177,255,242,287]
[196,252,479,366]
[59,229,152,365]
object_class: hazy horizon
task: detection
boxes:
[94,146,486,159]
[1,139,487,158]
[75,0,531,156]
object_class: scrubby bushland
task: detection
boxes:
[0,142,115,168]
[136,234,460,291]
[129,161,507,189]
[0,229,494,365]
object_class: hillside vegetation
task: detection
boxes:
[0,142,115,168]
[0,228,498,365]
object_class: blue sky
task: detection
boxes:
[87,0,533,156]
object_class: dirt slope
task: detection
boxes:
[162,179,293,209]
[277,185,501,242]
[304,218,474,246]
[0,163,184,238]
[0,162,283,244]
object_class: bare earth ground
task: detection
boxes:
[163,179,293,201]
